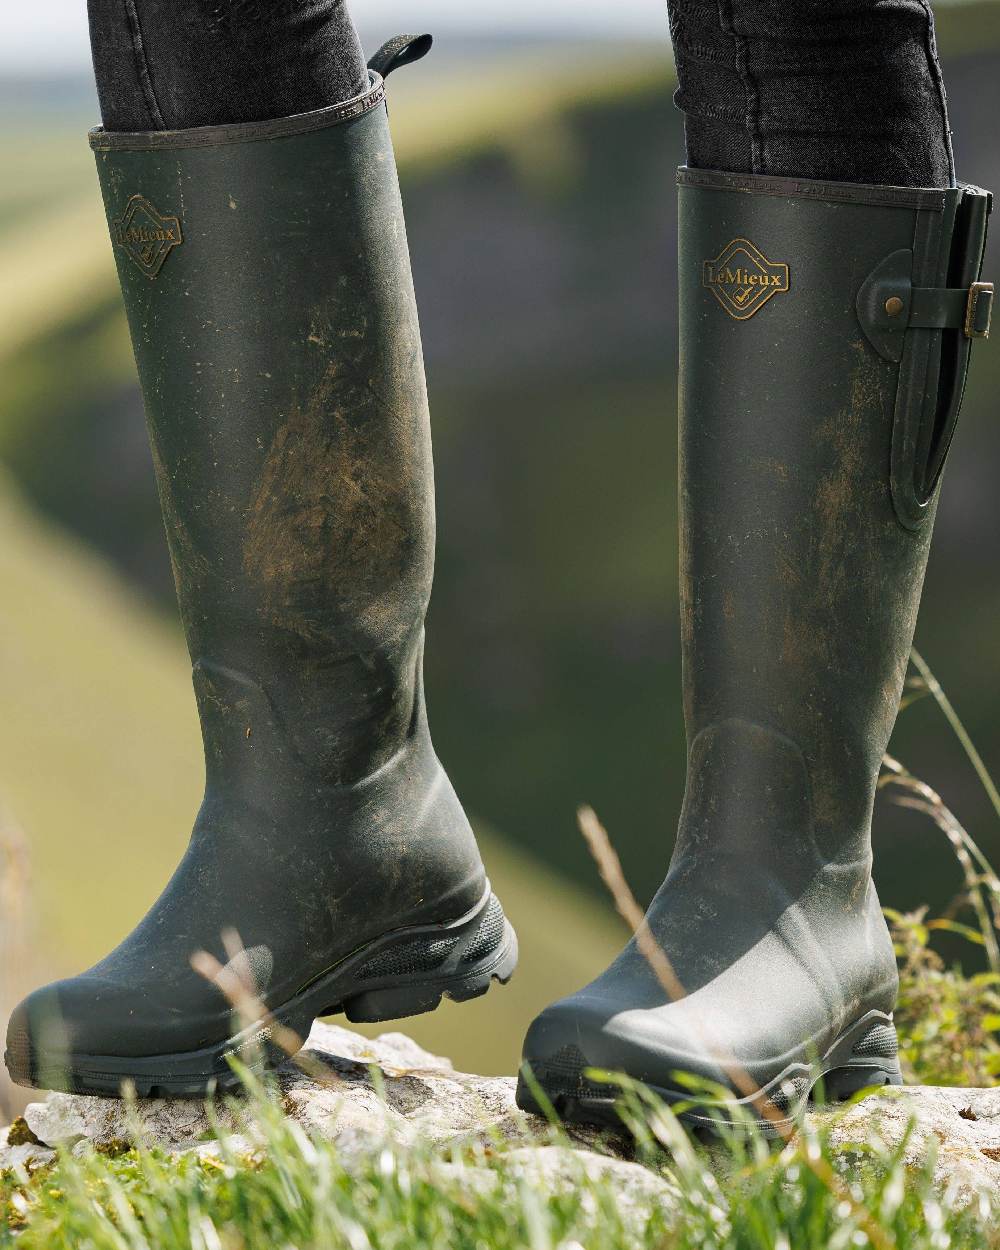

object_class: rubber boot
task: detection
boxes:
[5,37,516,1097]
[518,168,992,1133]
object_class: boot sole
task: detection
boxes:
[516,1009,902,1137]
[7,887,517,1098]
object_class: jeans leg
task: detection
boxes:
[87,0,367,131]
[666,0,954,187]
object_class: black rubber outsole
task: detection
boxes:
[516,1009,902,1137]
[6,887,517,1098]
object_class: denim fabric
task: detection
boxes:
[667,0,955,187]
[87,0,367,131]
[88,0,953,178]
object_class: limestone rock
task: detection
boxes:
[500,1145,680,1223]
[432,1145,678,1240]
[812,1084,1000,1206]
[0,1125,54,1173]
[3,1021,999,1211]
[6,1024,613,1165]
[4,1023,587,1165]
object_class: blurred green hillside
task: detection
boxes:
[2,4,1000,1102]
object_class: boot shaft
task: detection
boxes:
[677,170,991,860]
[91,79,435,787]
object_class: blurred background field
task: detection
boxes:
[1,0,999,1112]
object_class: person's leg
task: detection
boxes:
[518,2,993,1131]
[87,0,367,131]
[5,31,520,1095]
[667,0,954,186]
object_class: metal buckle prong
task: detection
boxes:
[964,280,994,339]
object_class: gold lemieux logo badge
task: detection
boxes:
[703,238,789,320]
[114,194,183,279]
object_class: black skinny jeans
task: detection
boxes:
[668,0,954,186]
[87,0,954,187]
[87,0,367,132]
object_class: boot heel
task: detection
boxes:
[342,929,518,1022]
[340,893,518,1024]
[817,1015,903,1103]
[821,1061,903,1102]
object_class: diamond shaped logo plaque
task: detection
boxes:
[113,194,183,279]
[702,237,789,320]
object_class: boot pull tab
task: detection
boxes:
[367,33,433,80]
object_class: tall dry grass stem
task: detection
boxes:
[910,647,1000,826]
[190,935,343,1091]
[879,755,1000,973]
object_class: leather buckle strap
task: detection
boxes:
[906,280,993,338]
[858,247,993,361]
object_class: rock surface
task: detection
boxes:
[7,1025,541,1159]
[821,1084,1000,1205]
[2,1022,999,1209]
[16,1025,525,1157]
[0,1023,677,1230]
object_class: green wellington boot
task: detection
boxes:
[518,168,992,1132]
[5,36,516,1097]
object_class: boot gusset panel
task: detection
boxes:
[673,717,824,879]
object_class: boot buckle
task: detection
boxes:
[965,281,993,339]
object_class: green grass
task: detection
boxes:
[1,1060,997,1249]
[890,906,1000,1085]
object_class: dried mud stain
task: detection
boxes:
[785,348,924,829]
[243,362,430,646]
[780,353,888,673]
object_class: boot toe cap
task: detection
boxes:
[6,975,173,1089]
[519,988,734,1112]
